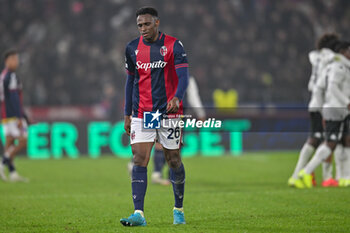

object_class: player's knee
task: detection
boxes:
[326,141,337,150]
[133,156,145,166]
[19,137,27,146]
[168,160,179,169]
[5,136,15,146]
[308,137,322,148]
[132,149,147,166]
[325,154,333,163]
[168,154,181,169]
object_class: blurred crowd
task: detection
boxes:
[1,0,350,114]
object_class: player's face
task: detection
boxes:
[6,54,19,71]
[137,14,159,42]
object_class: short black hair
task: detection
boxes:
[316,33,339,51]
[3,49,18,61]
[136,7,158,18]
[335,41,350,53]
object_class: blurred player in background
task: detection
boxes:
[288,34,339,188]
[298,41,350,188]
[120,7,189,226]
[0,49,29,182]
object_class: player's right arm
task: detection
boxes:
[124,45,136,136]
[167,40,189,113]
[124,74,133,136]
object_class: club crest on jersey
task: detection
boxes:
[160,46,167,56]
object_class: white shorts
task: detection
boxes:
[322,107,348,121]
[2,118,28,138]
[130,117,182,150]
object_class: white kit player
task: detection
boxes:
[298,41,350,188]
[289,34,339,188]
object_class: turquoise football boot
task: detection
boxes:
[120,212,146,227]
[173,208,186,224]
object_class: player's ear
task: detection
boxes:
[154,18,160,27]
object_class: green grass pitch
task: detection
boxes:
[1,152,350,233]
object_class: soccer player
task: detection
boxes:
[0,49,29,182]
[288,34,339,188]
[120,7,189,226]
[298,41,350,188]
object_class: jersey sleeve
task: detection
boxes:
[3,72,24,118]
[327,63,349,106]
[173,40,188,69]
[328,63,345,85]
[3,72,11,89]
[125,45,135,75]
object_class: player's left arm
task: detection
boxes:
[124,44,136,135]
[167,40,189,113]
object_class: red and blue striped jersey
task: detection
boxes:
[125,32,188,118]
[0,68,24,119]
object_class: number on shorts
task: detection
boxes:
[167,127,180,139]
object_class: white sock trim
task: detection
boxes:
[4,145,14,158]
[134,210,144,217]
[174,207,184,212]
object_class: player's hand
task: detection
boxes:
[167,97,180,113]
[124,115,132,136]
[17,119,23,129]
[155,142,163,150]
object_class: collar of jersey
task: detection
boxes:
[142,32,163,46]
